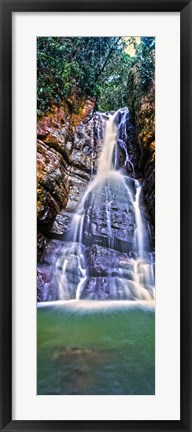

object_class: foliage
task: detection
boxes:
[37,37,120,114]
[132,37,155,92]
[37,36,155,115]
[97,41,132,111]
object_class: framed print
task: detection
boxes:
[0,0,191,431]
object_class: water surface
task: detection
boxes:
[37,300,155,395]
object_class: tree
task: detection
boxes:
[37,36,155,115]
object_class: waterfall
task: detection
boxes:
[97,113,116,175]
[56,108,155,301]
[72,213,84,243]
[134,180,144,257]
[116,109,135,176]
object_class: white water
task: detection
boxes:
[134,180,144,258]
[72,214,84,243]
[56,109,155,301]
[69,114,122,225]
[117,110,135,176]
[97,113,117,175]
[56,243,87,300]
[38,298,155,313]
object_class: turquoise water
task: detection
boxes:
[37,300,155,395]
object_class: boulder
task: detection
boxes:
[85,245,133,277]
[83,176,136,253]
[80,276,135,300]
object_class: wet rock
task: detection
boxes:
[50,210,74,236]
[115,109,139,174]
[37,98,102,260]
[37,96,155,301]
[143,153,155,243]
[65,179,88,212]
[71,148,92,173]
[37,140,70,230]
[80,274,153,301]
[80,276,135,300]
[55,242,86,300]
[37,265,58,301]
[85,245,131,277]
[127,49,155,245]
[37,231,47,260]
[83,176,136,253]
[37,239,64,301]
[82,145,93,156]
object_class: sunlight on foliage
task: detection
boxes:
[37,36,155,115]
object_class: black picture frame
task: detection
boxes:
[0,0,191,431]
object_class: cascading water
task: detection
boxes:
[56,108,155,301]
[97,113,116,174]
[134,180,144,258]
[115,109,135,176]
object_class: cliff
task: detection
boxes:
[127,49,155,243]
[37,98,97,254]
[37,51,155,302]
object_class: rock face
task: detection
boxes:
[83,176,136,253]
[127,49,155,244]
[37,89,155,301]
[37,98,107,239]
[37,239,63,301]
[115,109,140,174]
[37,99,96,237]
[85,245,130,277]
[80,276,135,300]
[37,99,113,301]
[37,139,70,231]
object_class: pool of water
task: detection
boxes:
[37,300,155,395]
